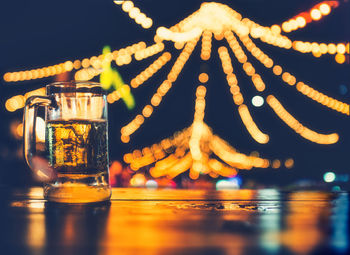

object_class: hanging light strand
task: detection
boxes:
[217,46,244,106]
[113,0,153,29]
[189,85,207,161]
[5,87,46,112]
[225,31,268,91]
[200,30,213,60]
[210,135,270,169]
[267,95,339,144]
[130,52,172,88]
[134,42,165,61]
[3,41,147,83]
[292,41,348,64]
[238,34,349,115]
[120,38,199,142]
[277,1,339,33]
[238,105,270,144]
[217,46,269,144]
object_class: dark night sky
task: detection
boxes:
[0,0,349,186]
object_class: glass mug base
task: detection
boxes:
[44,173,111,203]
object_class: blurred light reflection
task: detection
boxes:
[282,192,330,255]
[331,193,349,252]
[2,189,348,254]
[26,214,46,249]
[258,190,281,254]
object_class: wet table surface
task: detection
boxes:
[0,188,349,255]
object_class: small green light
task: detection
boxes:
[100,45,135,109]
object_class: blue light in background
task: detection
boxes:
[331,193,349,252]
[216,176,242,190]
[339,84,348,95]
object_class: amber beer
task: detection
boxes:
[46,119,108,177]
[24,82,111,202]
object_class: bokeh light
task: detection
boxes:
[251,95,264,107]
[324,172,336,183]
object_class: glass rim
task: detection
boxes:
[46,81,106,95]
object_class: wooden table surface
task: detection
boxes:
[0,188,348,255]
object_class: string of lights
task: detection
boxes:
[130,52,171,88]
[5,87,46,112]
[223,3,347,64]
[292,41,349,64]
[217,46,269,144]
[107,51,172,104]
[3,1,347,84]
[4,1,346,177]
[200,31,213,61]
[113,0,153,29]
[120,38,199,143]
[122,64,274,179]
[238,34,350,115]
[3,41,147,83]
[134,42,165,61]
[125,114,271,179]
[277,1,339,33]
[267,95,339,144]
[225,31,269,91]
[107,84,132,104]
[238,105,270,144]
[247,21,293,50]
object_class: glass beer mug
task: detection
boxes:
[23,81,111,203]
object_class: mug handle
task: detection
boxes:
[23,95,57,181]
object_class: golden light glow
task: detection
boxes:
[273,65,283,75]
[130,52,171,88]
[284,158,294,168]
[225,31,268,91]
[126,121,271,178]
[5,87,46,112]
[336,43,346,54]
[310,9,322,21]
[190,85,207,162]
[4,1,345,85]
[75,67,101,81]
[296,82,349,115]
[217,46,244,106]
[121,38,199,139]
[3,42,147,83]
[115,0,153,29]
[335,53,346,64]
[291,41,347,63]
[117,1,343,180]
[134,43,164,61]
[217,45,269,144]
[270,25,281,34]
[157,27,203,43]
[267,95,339,144]
[238,104,270,144]
[319,3,331,15]
[198,73,209,83]
[328,43,337,54]
[239,34,349,115]
[272,159,281,169]
[201,30,213,60]
[296,17,306,28]
[3,1,345,178]
[107,84,132,104]
[276,1,339,33]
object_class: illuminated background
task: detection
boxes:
[0,0,349,187]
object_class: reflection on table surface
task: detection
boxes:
[0,188,348,255]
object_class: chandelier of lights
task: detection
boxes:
[3,1,349,179]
